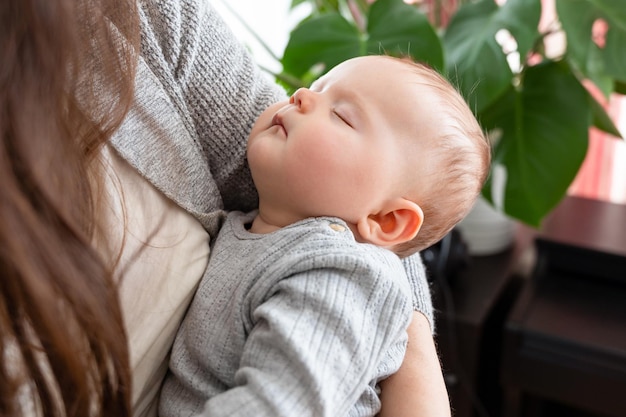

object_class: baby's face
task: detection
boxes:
[247,56,439,228]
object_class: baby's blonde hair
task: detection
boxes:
[388,58,491,257]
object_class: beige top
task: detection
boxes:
[96,145,211,417]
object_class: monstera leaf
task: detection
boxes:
[557,0,626,93]
[366,0,443,69]
[280,0,443,90]
[443,0,541,113]
[480,61,590,226]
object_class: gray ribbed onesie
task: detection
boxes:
[160,211,424,417]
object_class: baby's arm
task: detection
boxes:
[378,311,452,417]
[195,249,412,417]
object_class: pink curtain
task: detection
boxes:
[568,94,624,203]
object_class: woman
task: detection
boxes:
[0,1,445,416]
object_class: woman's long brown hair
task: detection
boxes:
[0,0,139,415]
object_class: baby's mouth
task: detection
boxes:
[271,113,287,137]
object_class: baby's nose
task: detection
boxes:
[291,88,316,112]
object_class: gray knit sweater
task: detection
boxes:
[160,212,414,417]
[112,0,286,237]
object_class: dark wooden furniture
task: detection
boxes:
[432,224,534,417]
[500,196,626,417]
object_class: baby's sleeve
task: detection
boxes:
[402,253,435,332]
[199,251,412,417]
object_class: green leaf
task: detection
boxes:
[615,80,626,94]
[280,0,442,87]
[443,0,541,113]
[586,43,615,97]
[590,0,626,30]
[557,0,626,89]
[281,13,361,79]
[603,23,626,83]
[495,0,542,60]
[480,61,590,227]
[291,0,340,12]
[366,0,443,70]
[590,95,623,138]
[556,0,595,74]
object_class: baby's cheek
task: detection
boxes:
[294,146,341,180]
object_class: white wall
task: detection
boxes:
[211,0,311,75]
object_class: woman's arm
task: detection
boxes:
[378,311,452,417]
[137,0,287,212]
[377,253,451,417]
[168,0,287,211]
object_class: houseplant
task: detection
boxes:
[264,0,625,228]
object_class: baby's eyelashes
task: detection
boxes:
[333,110,353,128]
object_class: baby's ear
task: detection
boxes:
[357,198,424,247]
